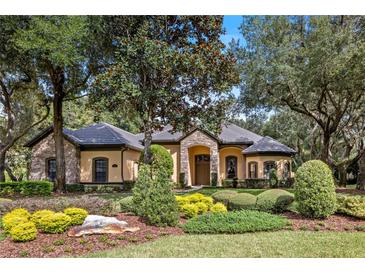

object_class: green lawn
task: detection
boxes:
[85,231,365,258]
[177,187,294,196]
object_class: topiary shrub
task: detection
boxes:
[31,210,55,228]
[64,208,88,225]
[337,194,365,219]
[133,164,179,226]
[211,190,238,205]
[9,222,37,242]
[183,210,288,234]
[227,193,257,210]
[210,202,227,213]
[38,213,71,233]
[256,189,294,213]
[294,160,337,218]
[140,144,173,177]
[119,196,135,213]
[180,203,199,218]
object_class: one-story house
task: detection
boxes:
[25,122,296,186]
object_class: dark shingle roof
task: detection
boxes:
[243,136,296,155]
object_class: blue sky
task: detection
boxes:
[221,15,243,46]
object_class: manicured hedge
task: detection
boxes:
[256,189,294,213]
[228,193,257,210]
[183,210,288,234]
[0,181,53,196]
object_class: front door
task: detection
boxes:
[195,154,210,185]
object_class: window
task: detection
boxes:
[46,158,56,182]
[264,161,277,179]
[93,158,108,183]
[226,156,238,179]
[248,162,258,179]
[283,162,291,179]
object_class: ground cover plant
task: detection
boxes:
[337,194,365,219]
[183,210,288,234]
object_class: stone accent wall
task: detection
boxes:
[180,130,219,186]
[29,133,80,183]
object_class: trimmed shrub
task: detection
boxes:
[211,190,238,205]
[337,195,365,219]
[228,193,257,210]
[9,222,37,242]
[195,202,209,214]
[186,193,205,203]
[256,189,294,212]
[210,202,227,213]
[133,164,179,226]
[31,210,55,228]
[140,144,173,177]
[0,181,53,196]
[183,210,288,234]
[7,208,31,218]
[2,214,29,232]
[38,213,72,233]
[119,196,134,213]
[66,184,85,193]
[175,196,189,209]
[180,204,199,218]
[294,160,337,218]
[64,208,88,225]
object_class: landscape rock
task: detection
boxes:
[82,215,128,227]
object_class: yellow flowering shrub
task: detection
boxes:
[64,207,88,225]
[195,202,209,214]
[39,213,71,233]
[181,204,199,218]
[2,208,31,231]
[31,210,55,228]
[9,222,37,242]
[210,202,228,213]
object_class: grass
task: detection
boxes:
[85,231,365,258]
[178,187,294,197]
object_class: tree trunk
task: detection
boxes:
[0,150,6,182]
[357,155,365,190]
[53,93,66,193]
[320,132,331,164]
[143,127,153,165]
[337,164,347,187]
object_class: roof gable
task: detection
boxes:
[243,136,296,155]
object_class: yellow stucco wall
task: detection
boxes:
[123,149,140,181]
[80,148,140,182]
[161,145,180,183]
[219,147,245,181]
[245,155,292,179]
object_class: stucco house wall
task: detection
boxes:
[245,155,292,179]
[219,147,245,181]
[29,134,80,183]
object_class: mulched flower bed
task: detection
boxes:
[283,212,365,232]
[0,213,183,258]
[336,188,365,195]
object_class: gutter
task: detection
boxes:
[121,146,127,182]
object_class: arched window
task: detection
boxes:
[264,161,277,179]
[93,157,108,183]
[248,162,258,179]
[226,156,238,179]
[283,162,291,179]
[46,158,56,182]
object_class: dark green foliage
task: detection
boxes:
[140,145,173,177]
[256,189,294,213]
[178,173,185,189]
[132,164,179,226]
[227,193,257,210]
[337,194,365,219]
[123,181,135,191]
[294,160,337,218]
[119,196,134,213]
[211,190,238,205]
[65,184,85,193]
[0,181,53,196]
[183,210,288,234]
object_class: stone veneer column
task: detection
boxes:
[180,130,219,186]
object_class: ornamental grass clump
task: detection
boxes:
[64,207,88,225]
[294,160,337,218]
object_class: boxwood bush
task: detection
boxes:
[183,210,288,234]
[256,189,294,213]
[140,144,173,177]
[0,181,53,196]
[294,160,337,218]
[227,193,257,210]
[211,190,238,205]
[119,196,134,213]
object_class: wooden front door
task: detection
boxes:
[195,154,210,185]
